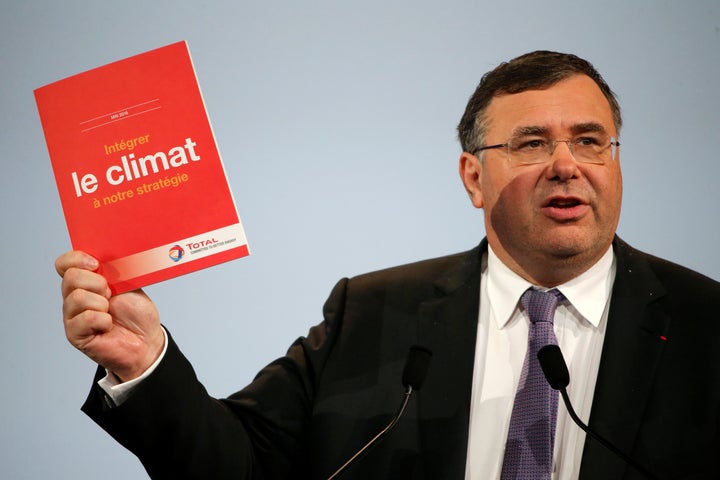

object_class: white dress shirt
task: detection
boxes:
[464,246,616,479]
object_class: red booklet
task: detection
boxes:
[35,41,250,294]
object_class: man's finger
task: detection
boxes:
[63,287,110,321]
[55,251,99,277]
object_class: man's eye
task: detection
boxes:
[514,139,546,150]
[576,137,601,147]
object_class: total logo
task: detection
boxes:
[168,245,185,262]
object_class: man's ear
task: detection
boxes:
[459,152,484,209]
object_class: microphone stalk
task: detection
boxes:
[558,388,659,480]
[326,345,432,480]
[537,345,660,480]
[327,386,414,480]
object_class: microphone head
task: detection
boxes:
[402,345,433,390]
[537,344,570,390]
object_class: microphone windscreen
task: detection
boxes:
[537,344,570,390]
[402,346,433,390]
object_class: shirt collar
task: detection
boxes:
[486,245,616,329]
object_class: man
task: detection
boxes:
[56,51,720,479]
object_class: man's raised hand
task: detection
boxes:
[56,251,164,382]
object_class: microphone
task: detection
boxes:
[537,345,660,480]
[327,345,433,480]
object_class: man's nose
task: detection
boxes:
[547,140,579,179]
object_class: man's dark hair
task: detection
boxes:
[457,50,622,154]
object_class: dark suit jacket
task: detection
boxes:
[83,238,720,479]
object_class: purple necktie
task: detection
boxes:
[501,288,564,480]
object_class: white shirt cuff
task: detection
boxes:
[97,326,168,406]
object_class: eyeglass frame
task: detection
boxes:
[471,135,621,165]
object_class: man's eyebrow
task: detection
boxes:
[510,125,550,137]
[509,122,610,138]
[569,122,608,135]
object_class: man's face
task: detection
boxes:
[459,74,623,284]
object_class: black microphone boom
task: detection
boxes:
[537,345,660,480]
[327,346,432,480]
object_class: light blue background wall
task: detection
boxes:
[2,1,719,478]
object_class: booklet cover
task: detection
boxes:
[35,41,249,294]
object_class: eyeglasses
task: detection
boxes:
[473,134,620,166]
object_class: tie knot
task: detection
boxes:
[521,288,564,325]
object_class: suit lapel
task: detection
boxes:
[579,238,671,479]
[416,242,484,479]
